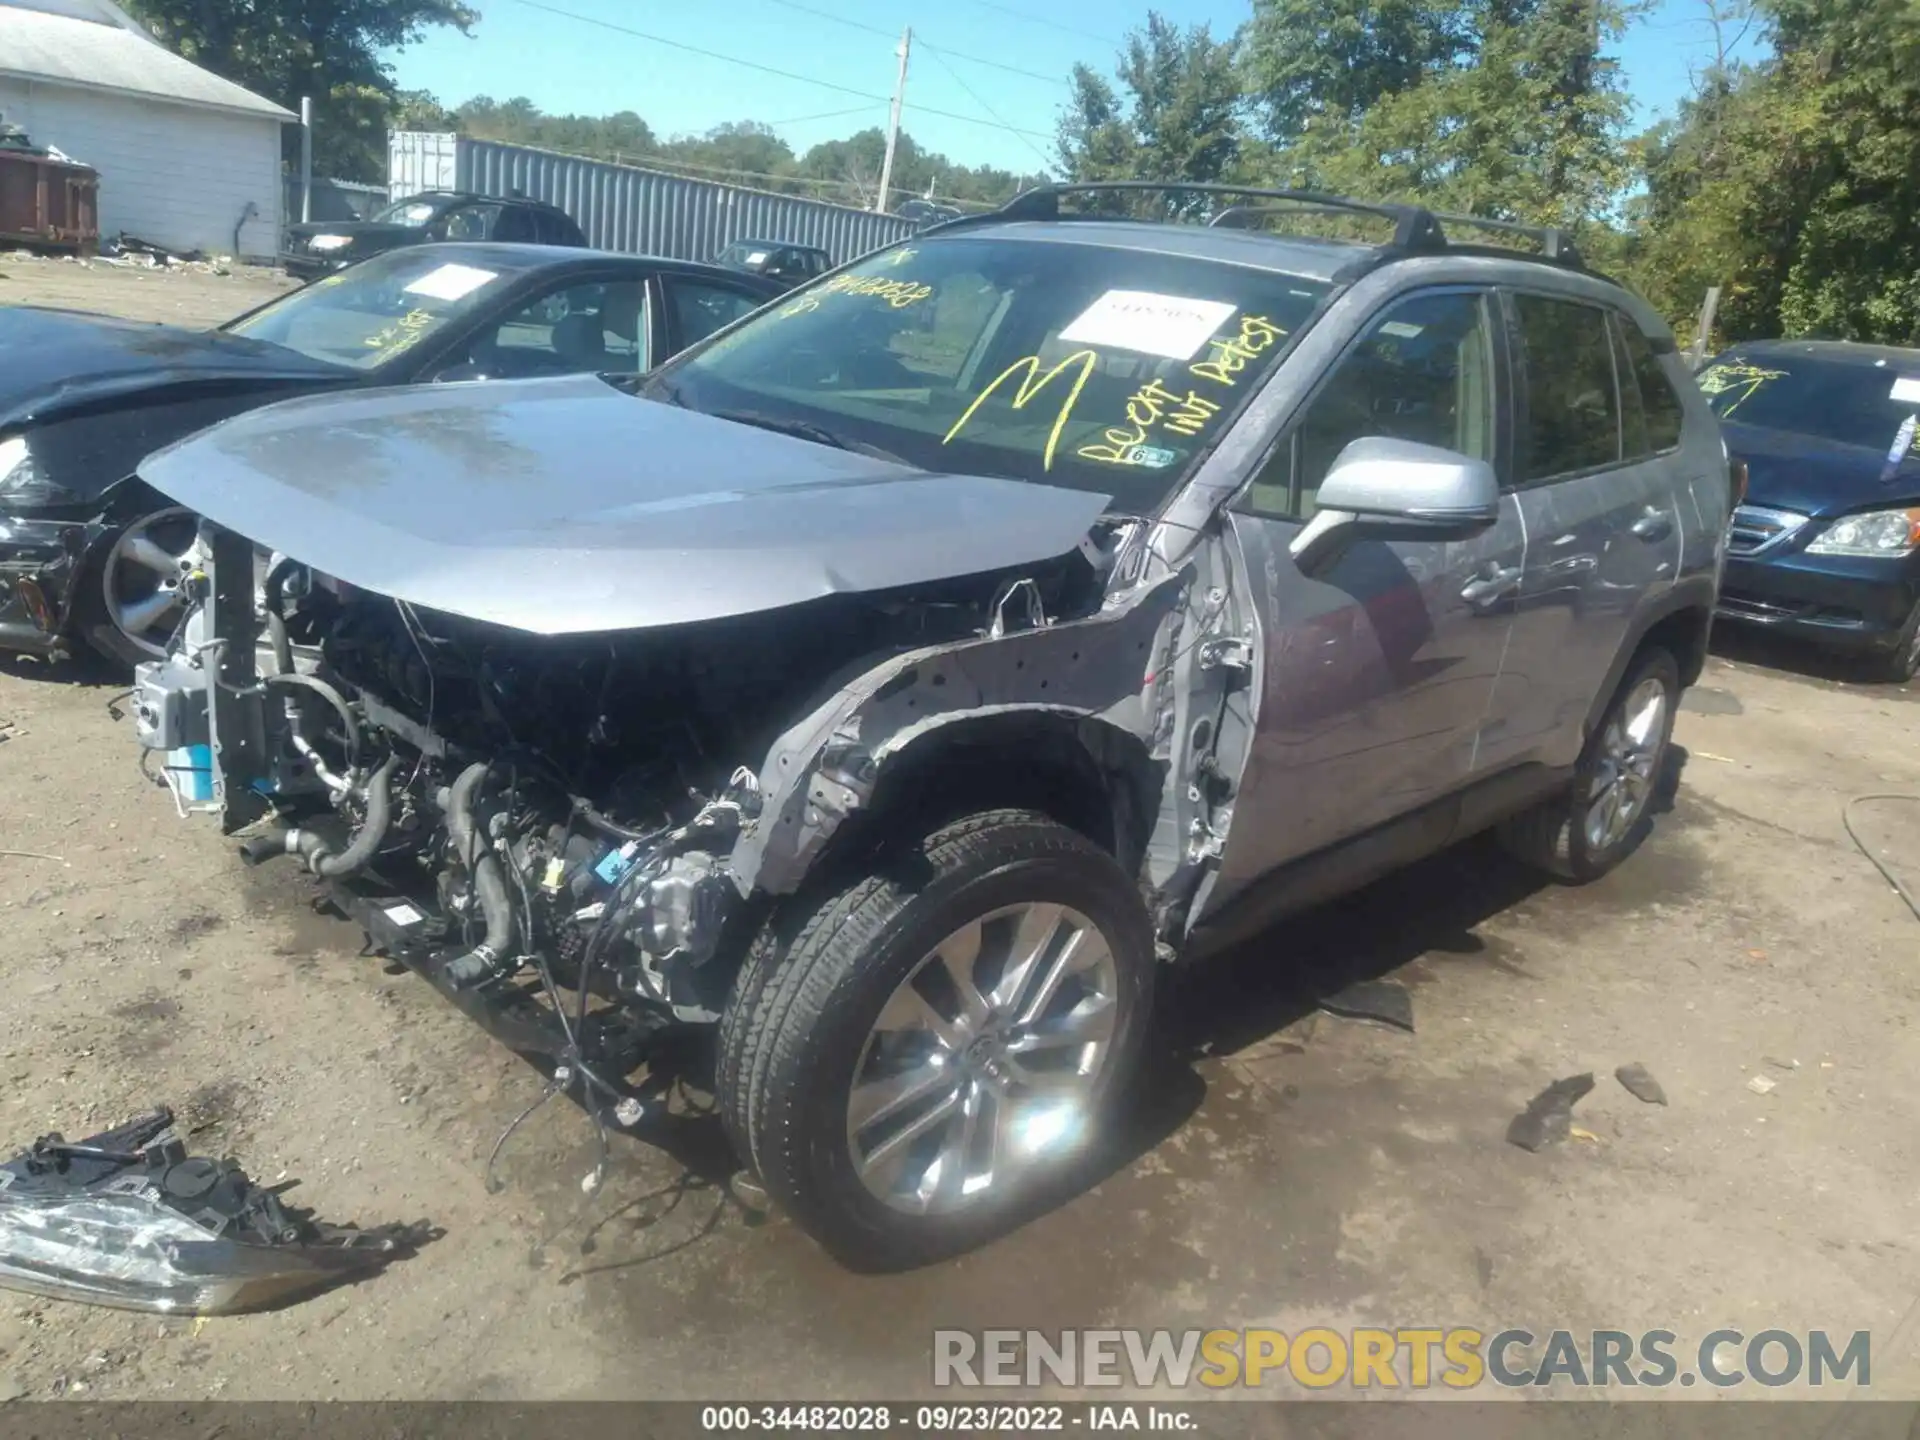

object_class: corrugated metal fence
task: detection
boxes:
[389,132,917,266]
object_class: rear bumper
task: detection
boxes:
[1717,549,1920,653]
[0,513,97,655]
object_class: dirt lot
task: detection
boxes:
[2,259,1919,1405]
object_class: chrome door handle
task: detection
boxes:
[1461,564,1522,606]
[1631,506,1673,542]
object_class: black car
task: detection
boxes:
[283,191,588,280]
[713,239,832,290]
[1708,339,1920,681]
[0,242,781,664]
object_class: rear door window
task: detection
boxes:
[1513,294,1621,480]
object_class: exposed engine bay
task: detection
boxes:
[125,513,1238,1121]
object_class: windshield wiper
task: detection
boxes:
[709,409,910,465]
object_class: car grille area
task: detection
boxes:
[1726,504,1810,557]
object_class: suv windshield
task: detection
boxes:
[718,242,776,269]
[370,197,443,227]
[1700,350,1920,453]
[653,235,1331,510]
[224,248,513,370]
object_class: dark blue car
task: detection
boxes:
[1709,339,1920,681]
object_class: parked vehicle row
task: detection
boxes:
[0,180,1903,1272]
[0,243,781,664]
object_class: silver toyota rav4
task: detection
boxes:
[126,184,1733,1268]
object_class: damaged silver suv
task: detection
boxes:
[126,184,1732,1267]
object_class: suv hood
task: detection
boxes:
[138,374,1113,635]
[0,307,343,429]
[1724,418,1920,517]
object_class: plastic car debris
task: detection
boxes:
[1318,979,1415,1033]
[1506,1073,1596,1151]
[1614,1062,1669,1105]
[0,1108,428,1315]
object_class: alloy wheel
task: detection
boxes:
[846,902,1121,1216]
[100,507,204,660]
[1584,676,1669,852]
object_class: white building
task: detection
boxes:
[0,0,291,259]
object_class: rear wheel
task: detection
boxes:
[716,809,1154,1269]
[1499,647,1679,882]
[75,506,204,667]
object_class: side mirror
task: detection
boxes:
[1289,436,1500,574]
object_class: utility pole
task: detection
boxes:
[299,96,313,222]
[876,27,911,215]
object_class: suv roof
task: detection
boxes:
[926,181,1604,288]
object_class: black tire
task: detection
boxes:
[1499,646,1681,883]
[1866,601,1920,684]
[716,809,1154,1270]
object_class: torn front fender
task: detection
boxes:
[729,568,1196,898]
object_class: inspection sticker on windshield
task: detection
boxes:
[1122,444,1179,469]
[1059,290,1238,360]
[403,263,498,302]
[1890,377,1920,404]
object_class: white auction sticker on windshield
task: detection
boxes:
[1059,289,1238,360]
[403,263,498,302]
[746,251,769,265]
[1890,376,1920,404]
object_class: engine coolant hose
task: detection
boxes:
[281,753,399,878]
[443,762,516,988]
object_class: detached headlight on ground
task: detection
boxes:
[1805,507,1920,557]
[0,434,75,508]
[306,235,353,252]
[0,1109,425,1316]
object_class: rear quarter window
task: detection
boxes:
[1619,319,1685,453]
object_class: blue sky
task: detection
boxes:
[387,0,1762,181]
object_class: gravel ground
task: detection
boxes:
[2,258,1918,1405]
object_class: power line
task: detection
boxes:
[923,45,1055,172]
[749,0,1072,89]
[504,0,1055,139]
[763,104,887,126]
[945,0,1120,47]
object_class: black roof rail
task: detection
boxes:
[920,180,1587,271]
[1426,209,1582,266]
[992,181,1442,247]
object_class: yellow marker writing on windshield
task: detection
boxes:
[1190,315,1287,387]
[1079,378,1220,465]
[943,349,1098,471]
[1696,361,1787,418]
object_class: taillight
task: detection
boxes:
[1729,459,1748,509]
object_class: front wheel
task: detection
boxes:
[1867,600,1920,684]
[74,506,205,667]
[1499,647,1680,882]
[716,810,1154,1269]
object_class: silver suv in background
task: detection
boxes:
[127,183,1733,1269]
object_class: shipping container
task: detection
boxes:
[0,149,98,254]
[389,132,917,266]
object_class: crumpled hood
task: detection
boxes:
[138,374,1113,635]
[0,307,343,429]
[1724,418,1920,517]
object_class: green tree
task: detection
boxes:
[1056,13,1245,209]
[1240,0,1469,142]
[120,0,475,180]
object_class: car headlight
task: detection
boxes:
[1804,506,1920,558]
[0,435,76,508]
[306,235,352,252]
